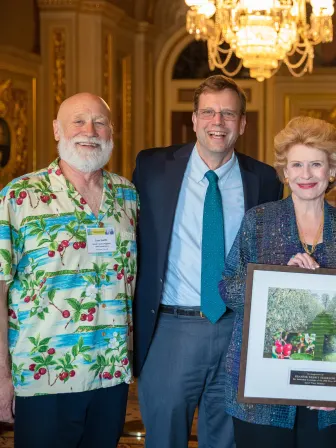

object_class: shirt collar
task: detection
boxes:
[48,159,67,192]
[189,145,236,184]
[48,158,110,193]
[48,158,115,220]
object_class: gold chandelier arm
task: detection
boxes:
[219,60,244,77]
[284,47,312,76]
[208,39,244,77]
[308,36,323,46]
[267,62,283,78]
[285,42,312,70]
[286,61,311,77]
[287,38,313,57]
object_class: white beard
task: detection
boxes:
[57,134,113,173]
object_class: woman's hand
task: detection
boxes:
[307,406,335,411]
[287,253,319,270]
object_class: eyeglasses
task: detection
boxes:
[196,109,240,121]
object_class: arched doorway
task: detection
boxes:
[155,28,267,162]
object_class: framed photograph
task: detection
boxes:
[238,264,336,407]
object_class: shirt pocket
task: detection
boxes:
[112,230,136,297]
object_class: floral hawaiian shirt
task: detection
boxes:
[0,159,138,397]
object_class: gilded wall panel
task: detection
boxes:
[108,52,132,178]
[102,31,113,107]
[52,28,66,118]
[284,93,336,125]
[121,55,132,180]
[145,51,153,148]
[102,30,114,174]
[0,78,36,189]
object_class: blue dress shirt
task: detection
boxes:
[161,146,245,306]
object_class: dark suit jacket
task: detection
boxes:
[132,142,283,376]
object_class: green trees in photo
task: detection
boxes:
[264,288,324,353]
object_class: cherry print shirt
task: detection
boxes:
[0,159,138,396]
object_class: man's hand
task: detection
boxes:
[0,376,14,423]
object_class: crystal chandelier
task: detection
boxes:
[185,0,334,81]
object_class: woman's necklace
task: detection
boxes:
[296,214,324,256]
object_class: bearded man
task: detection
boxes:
[0,93,138,448]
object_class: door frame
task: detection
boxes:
[154,28,266,160]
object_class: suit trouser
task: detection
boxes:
[138,308,236,448]
[14,383,128,448]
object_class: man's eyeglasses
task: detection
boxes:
[196,109,240,121]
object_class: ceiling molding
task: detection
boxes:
[37,0,80,10]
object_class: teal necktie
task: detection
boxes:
[201,170,226,323]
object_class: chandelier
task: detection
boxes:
[185,0,334,81]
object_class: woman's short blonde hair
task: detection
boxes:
[274,116,336,183]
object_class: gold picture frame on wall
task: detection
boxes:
[0,78,36,190]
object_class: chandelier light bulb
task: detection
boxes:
[198,2,216,17]
[310,0,334,14]
[241,0,275,12]
[185,0,208,6]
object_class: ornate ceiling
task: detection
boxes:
[108,0,187,25]
[35,0,187,28]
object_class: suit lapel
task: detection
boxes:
[236,152,259,211]
[156,143,194,272]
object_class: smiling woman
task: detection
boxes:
[285,145,331,203]
[219,115,336,448]
[274,117,336,258]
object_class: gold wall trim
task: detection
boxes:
[103,32,112,107]
[80,1,130,26]
[146,51,153,148]
[103,31,113,174]
[38,0,80,10]
[52,29,66,118]
[122,55,132,180]
[284,94,291,124]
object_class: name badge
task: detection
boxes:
[86,227,116,253]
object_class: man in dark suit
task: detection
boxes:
[132,75,283,448]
